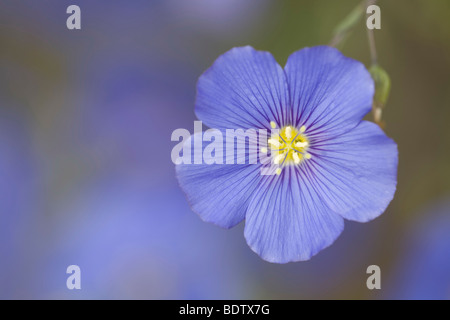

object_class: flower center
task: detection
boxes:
[261,122,311,175]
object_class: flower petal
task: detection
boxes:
[309,121,398,222]
[196,46,289,130]
[285,46,374,138]
[176,132,262,228]
[244,166,344,263]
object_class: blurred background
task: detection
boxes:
[0,0,449,299]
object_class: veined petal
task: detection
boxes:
[196,46,289,130]
[176,132,262,228]
[285,46,374,139]
[244,166,344,263]
[309,121,398,222]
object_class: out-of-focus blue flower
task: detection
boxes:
[32,181,251,299]
[177,46,398,263]
[63,52,195,190]
[14,49,252,299]
[0,104,38,298]
[386,199,450,300]
[165,0,269,34]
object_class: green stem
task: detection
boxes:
[329,1,365,48]
[366,0,379,65]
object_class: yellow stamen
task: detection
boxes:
[268,139,281,148]
[295,141,308,148]
[273,153,285,165]
[265,125,311,171]
[285,127,292,141]
[293,152,301,164]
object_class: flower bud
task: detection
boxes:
[370,65,391,109]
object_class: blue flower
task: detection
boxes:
[176,45,398,263]
[385,199,450,300]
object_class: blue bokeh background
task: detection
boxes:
[0,0,449,299]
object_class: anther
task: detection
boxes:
[300,126,306,133]
[273,153,285,165]
[305,153,312,159]
[270,121,277,129]
[295,141,308,148]
[285,127,292,141]
[275,168,282,175]
[293,152,301,164]
[268,139,281,148]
